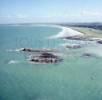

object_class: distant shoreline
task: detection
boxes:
[70,27,102,38]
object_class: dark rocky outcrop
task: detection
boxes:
[30,52,63,64]
[97,40,102,44]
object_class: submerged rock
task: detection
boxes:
[65,44,82,49]
[82,53,98,58]
[82,53,92,57]
[21,48,58,53]
[65,35,85,40]
[64,35,96,42]
[97,40,102,44]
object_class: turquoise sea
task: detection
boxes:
[0,24,102,100]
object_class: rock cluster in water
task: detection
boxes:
[21,48,63,64]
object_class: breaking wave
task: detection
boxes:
[6,48,24,52]
[48,25,84,39]
[8,60,19,64]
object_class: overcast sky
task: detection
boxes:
[0,0,102,23]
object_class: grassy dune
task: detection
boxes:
[71,27,102,38]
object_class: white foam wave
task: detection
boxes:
[8,60,19,64]
[60,43,81,47]
[48,25,84,39]
[7,48,24,52]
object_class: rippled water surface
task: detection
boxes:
[0,24,102,100]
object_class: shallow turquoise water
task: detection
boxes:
[0,24,102,100]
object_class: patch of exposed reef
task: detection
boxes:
[20,48,63,64]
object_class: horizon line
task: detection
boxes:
[0,22,102,25]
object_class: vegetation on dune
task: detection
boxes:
[71,27,102,38]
